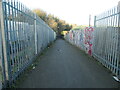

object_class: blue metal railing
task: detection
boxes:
[0,0,56,88]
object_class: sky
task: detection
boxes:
[19,0,119,26]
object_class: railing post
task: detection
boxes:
[0,0,10,87]
[0,0,4,88]
[94,16,96,28]
[34,14,37,55]
[117,1,120,80]
[89,14,91,27]
[92,16,96,56]
[0,0,9,80]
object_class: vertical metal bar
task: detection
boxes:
[109,9,112,71]
[117,1,120,79]
[20,2,23,69]
[11,0,16,76]
[34,14,37,55]
[104,12,107,67]
[0,0,9,81]
[16,0,20,72]
[18,1,22,70]
[93,16,96,56]
[7,0,14,78]
[106,10,109,68]
[115,7,117,74]
[107,10,110,69]
[113,8,116,73]
[111,8,115,72]
[115,6,118,75]
[0,0,7,88]
[14,0,19,75]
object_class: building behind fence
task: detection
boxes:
[65,2,120,80]
[0,0,56,88]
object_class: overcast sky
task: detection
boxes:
[19,0,119,26]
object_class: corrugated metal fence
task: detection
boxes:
[65,3,120,80]
[0,0,56,88]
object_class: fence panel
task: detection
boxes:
[64,4,120,79]
[0,0,56,88]
[93,5,120,79]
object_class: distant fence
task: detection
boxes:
[65,3,120,80]
[0,0,56,88]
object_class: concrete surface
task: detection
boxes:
[18,39,119,88]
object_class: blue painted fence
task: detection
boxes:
[0,0,56,88]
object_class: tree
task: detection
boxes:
[33,9,47,21]
[33,9,73,35]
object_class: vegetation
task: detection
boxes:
[71,25,89,30]
[33,9,72,35]
[61,31,69,36]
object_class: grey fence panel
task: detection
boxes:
[0,0,56,88]
[1,0,36,83]
[65,4,120,79]
[93,5,120,79]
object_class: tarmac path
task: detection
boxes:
[18,39,119,88]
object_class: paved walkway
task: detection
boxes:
[18,39,118,88]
